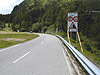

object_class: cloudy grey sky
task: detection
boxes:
[0,0,24,14]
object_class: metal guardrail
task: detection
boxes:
[56,35,100,75]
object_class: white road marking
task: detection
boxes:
[13,52,30,64]
[0,39,36,52]
[0,45,19,52]
[62,47,68,64]
[62,46,76,75]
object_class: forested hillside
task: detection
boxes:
[0,0,100,58]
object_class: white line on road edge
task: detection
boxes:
[0,45,19,52]
[13,52,30,64]
[0,39,35,52]
[61,47,76,75]
[63,46,81,75]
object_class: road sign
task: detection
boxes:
[74,16,79,22]
[67,13,78,32]
[67,16,73,22]
[69,22,77,29]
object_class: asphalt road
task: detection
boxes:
[0,33,70,75]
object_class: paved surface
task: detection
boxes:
[0,34,70,75]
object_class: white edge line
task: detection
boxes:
[61,48,71,71]
[61,47,76,75]
[13,52,30,64]
[0,39,34,52]
[0,45,19,52]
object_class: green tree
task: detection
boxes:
[42,26,47,33]
[32,23,42,32]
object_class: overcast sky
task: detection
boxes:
[0,0,24,14]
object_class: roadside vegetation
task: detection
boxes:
[0,32,39,49]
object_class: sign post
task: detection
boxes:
[67,12,83,52]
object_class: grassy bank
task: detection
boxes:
[0,32,39,49]
[57,31,100,69]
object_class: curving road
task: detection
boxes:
[0,33,70,75]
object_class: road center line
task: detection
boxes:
[13,52,30,64]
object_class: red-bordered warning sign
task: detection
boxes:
[67,16,79,22]
[67,13,78,32]
[73,16,79,22]
[69,22,77,29]
[67,16,73,22]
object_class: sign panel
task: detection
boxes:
[67,13,78,32]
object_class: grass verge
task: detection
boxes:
[0,32,39,49]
